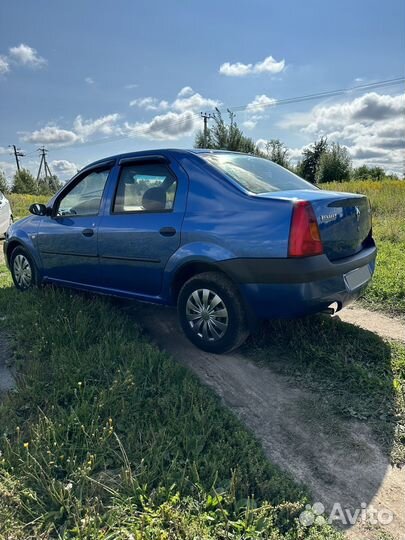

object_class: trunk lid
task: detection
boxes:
[257,189,372,261]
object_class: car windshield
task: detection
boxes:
[201,153,317,194]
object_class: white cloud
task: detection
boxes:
[130,87,220,113]
[9,43,46,68]
[253,55,285,74]
[21,126,80,145]
[21,87,218,148]
[0,56,9,75]
[127,87,220,140]
[219,61,253,77]
[246,94,276,114]
[279,92,405,174]
[50,159,78,178]
[73,113,122,138]
[85,77,95,85]
[177,86,194,97]
[21,113,122,146]
[241,94,276,130]
[219,55,285,77]
[125,110,196,140]
[129,97,169,111]
[0,146,9,155]
[172,89,220,112]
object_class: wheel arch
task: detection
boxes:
[170,260,234,303]
[6,239,24,262]
[6,238,41,275]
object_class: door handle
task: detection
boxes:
[82,228,94,237]
[159,227,176,237]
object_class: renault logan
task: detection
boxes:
[4,150,376,353]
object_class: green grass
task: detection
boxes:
[323,179,405,316]
[244,315,405,465]
[0,266,342,539]
[8,193,49,220]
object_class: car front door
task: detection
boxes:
[98,156,187,297]
[37,164,112,285]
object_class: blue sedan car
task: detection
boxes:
[4,149,376,353]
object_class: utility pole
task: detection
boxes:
[200,112,213,148]
[36,146,53,183]
[9,145,24,173]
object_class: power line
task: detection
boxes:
[228,77,405,113]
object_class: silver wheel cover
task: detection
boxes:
[186,288,229,342]
[13,254,32,288]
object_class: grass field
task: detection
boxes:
[0,266,342,539]
[8,193,49,220]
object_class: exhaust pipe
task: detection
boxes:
[321,302,340,316]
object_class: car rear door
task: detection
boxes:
[37,162,113,285]
[98,155,188,296]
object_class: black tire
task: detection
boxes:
[177,271,249,354]
[10,246,40,291]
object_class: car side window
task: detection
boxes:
[56,169,110,217]
[113,162,177,213]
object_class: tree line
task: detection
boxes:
[195,109,397,183]
[0,168,63,196]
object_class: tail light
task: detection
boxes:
[288,201,323,257]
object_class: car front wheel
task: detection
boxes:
[10,247,39,291]
[177,271,249,354]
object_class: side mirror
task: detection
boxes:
[29,203,48,216]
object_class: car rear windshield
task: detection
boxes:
[201,153,317,194]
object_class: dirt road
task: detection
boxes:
[132,303,405,540]
[337,305,404,343]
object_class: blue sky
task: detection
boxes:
[0,0,404,181]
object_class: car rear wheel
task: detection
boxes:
[10,247,39,291]
[177,271,249,354]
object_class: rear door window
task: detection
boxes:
[113,163,177,213]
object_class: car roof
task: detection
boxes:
[82,148,247,170]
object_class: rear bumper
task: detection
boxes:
[218,245,377,319]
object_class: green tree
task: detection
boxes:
[194,108,257,154]
[37,174,63,195]
[261,139,290,168]
[352,164,385,181]
[297,137,328,183]
[0,170,9,193]
[12,169,38,194]
[316,142,351,183]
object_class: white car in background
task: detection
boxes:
[0,191,13,238]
